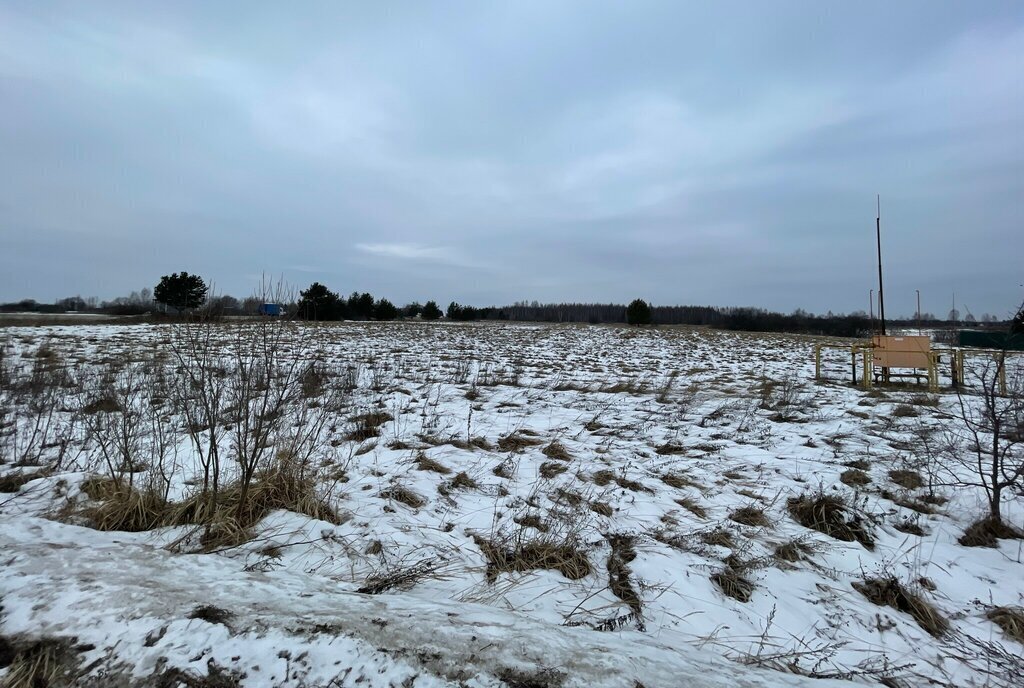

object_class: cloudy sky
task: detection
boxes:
[2,1,1022,317]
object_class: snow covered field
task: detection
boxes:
[1,321,1022,687]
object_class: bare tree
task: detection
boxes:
[948,353,1024,525]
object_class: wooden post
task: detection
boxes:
[862,349,872,388]
[815,344,821,381]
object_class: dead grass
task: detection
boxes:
[888,469,924,490]
[589,501,613,517]
[840,469,871,487]
[592,469,652,493]
[473,534,592,581]
[986,606,1024,645]
[539,461,568,479]
[654,442,686,456]
[82,478,173,532]
[514,513,548,532]
[345,411,393,442]
[660,472,700,490]
[729,505,771,527]
[958,517,1024,548]
[853,576,949,637]
[414,452,451,474]
[712,566,754,603]
[188,604,233,626]
[843,458,871,470]
[787,491,875,550]
[0,636,81,688]
[700,528,735,548]
[380,485,427,509]
[541,441,572,462]
[891,404,919,418]
[497,433,544,452]
[880,489,935,515]
[773,539,815,563]
[675,497,707,519]
[606,534,643,623]
[0,470,46,493]
[439,471,479,495]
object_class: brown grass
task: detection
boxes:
[0,470,46,493]
[473,534,592,581]
[787,492,875,549]
[82,478,173,532]
[840,469,871,487]
[891,404,919,418]
[539,461,568,479]
[853,576,948,637]
[700,528,735,548]
[958,517,1024,548]
[712,566,754,603]
[986,606,1024,645]
[514,513,549,532]
[497,433,544,452]
[0,636,81,687]
[606,534,643,620]
[592,469,652,493]
[773,540,814,563]
[414,452,451,474]
[675,497,707,519]
[379,486,427,509]
[729,505,771,527]
[661,472,700,490]
[589,501,613,517]
[888,469,924,490]
[541,441,572,462]
[655,442,686,456]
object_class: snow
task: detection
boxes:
[2,321,1022,687]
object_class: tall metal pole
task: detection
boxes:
[869,289,874,331]
[876,195,886,336]
[916,289,921,333]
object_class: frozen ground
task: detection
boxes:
[1,321,1022,687]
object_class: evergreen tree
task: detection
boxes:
[296,282,340,320]
[154,272,208,312]
[626,298,652,326]
[422,300,443,320]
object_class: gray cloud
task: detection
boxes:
[2,1,1022,317]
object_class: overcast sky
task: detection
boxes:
[2,1,1022,317]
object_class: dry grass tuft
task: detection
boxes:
[675,497,707,519]
[0,636,81,687]
[655,442,686,456]
[379,485,427,509]
[497,667,566,688]
[82,478,173,532]
[514,513,548,532]
[843,458,871,470]
[346,411,393,441]
[188,604,233,626]
[787,491,875,549]
[712,566,754,603]
[853,576,949,637]
[592,469,652,493]
[840,469,871,487]
[541,441,572,462]
[606,534,643,623]
[700,528,735,548]
[986,606,1024,645]
[497,433,544,452]
[589,501,613,517]
[661,472,700,490]
[0,470,46,493]
[958,517,1024,548]
[474,534,591,581]
[729,505,771,527]
[439,471,479,495]
[773,539,814,563]
[891,404,919,418]
[888,469,924,490]
[414,452,451,474]
[539,461,568,479]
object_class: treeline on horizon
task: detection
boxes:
[2,284,1011,339]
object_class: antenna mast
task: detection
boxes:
[876,195,886,335]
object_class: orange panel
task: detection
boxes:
[871,335,931,369]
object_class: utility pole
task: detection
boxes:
[916,289,921,333]
[876,195,886,336]
[869,289,874,331]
